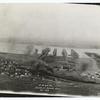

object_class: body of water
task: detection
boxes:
[0,42,100,57]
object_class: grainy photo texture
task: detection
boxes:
[0,3,100,96]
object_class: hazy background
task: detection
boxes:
[0,4,100,48]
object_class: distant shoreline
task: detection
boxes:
[0,38,100,49]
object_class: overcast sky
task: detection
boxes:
[0,4,100,48]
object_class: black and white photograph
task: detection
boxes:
[0,3,100,97]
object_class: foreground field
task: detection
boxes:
[1,74,100,96]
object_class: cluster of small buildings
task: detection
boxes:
[81,71,100,83]
[0,57,32,79]
[34,79,58,93]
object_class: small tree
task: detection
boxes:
[53,48,57,56]
[39,48,50,60]
[30,60,53,79]
[71,49,79,59]
[62,49,68,60]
